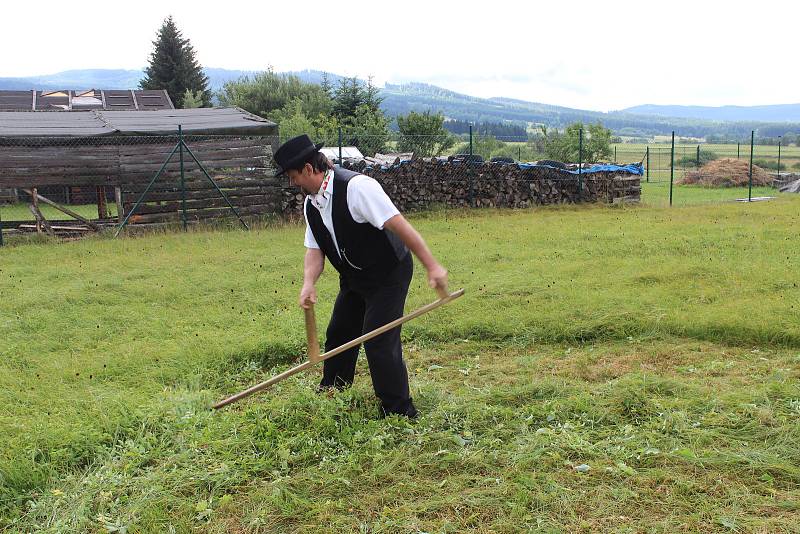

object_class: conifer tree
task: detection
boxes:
[140,16,210,108]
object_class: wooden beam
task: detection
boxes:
[28,202,54,236]
[19,224,92,232]
[22,189,100,231]
[130,89,139,110]
[304,305,321,364]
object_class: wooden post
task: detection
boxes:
[28,203,54,236]
[96,186,108,219]
[31,187,41,233]
[115,187,124,223]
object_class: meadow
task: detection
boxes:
[0,196,799,532]
[612,143,800,184]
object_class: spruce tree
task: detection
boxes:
[140,16,210,108]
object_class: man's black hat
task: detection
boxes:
[273,134,324,176]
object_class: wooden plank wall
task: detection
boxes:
[0,138,281,224]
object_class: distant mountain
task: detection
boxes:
[0,69,144,91]
[380,83,800,138]
[3,68,800,138]
[622,104,800,123]
[0,68,255,92]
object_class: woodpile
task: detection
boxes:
[680,158,772,187]
[281,159,641,215]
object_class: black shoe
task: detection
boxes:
[379,401,418,419]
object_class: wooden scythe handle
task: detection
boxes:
[304,305,321,363]
[212,288,465,410]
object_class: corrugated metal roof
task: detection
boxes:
[0,107,277,137]
[0,90,174,111]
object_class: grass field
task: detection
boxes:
[1,202,117,222]
[612,143,800,184]
[640,183,787,207]
[1,198,799,532]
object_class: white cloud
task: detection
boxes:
[1,0,798,110]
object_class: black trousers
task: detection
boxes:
[320,254,417,417]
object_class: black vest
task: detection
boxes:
[305,167,408,279]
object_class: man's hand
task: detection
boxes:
[427,263,449,297]
[299,284,317,309]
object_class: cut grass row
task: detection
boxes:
[1,198,799,531]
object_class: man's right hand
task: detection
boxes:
[299,284,317,309]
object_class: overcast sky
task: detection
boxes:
[2,0,797,112]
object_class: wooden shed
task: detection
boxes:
[0,107,280,231]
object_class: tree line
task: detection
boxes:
[138,17,615,162]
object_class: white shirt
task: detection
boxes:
[303,169,400,257]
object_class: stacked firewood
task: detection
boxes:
[280,159,640,214]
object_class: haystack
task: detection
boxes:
[680,158,771,187]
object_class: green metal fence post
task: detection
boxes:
[646,146,650,183]
[748,130,754,202]
[0,206,4,247]
[179,125,188,232]
[614,145,617,163]
[578,128,584,200]
[518,146,521,161]
[338,127,342,164]
[669,131,675,206]
[737,143,740,159]
[777,136,782,179]
[696,145,700,167]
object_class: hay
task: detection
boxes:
[679,158,772,187]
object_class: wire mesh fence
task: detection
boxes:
[1,127,797,245]
[312,127,797,208]
[0,134,280,239]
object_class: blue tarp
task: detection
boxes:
[348,160,645,176]
[517,162,644,175]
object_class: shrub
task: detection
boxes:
[753,159,781,171]
[678,150,718,168]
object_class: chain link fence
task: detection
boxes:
[2,127,796,245]
[310,127,797,208]
[613,133,798,206]
[0,134,279,243]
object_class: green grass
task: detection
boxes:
[1,203,117,222]
[641,182,787,207]
[1,199,800,532]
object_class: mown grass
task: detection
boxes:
[641,183,787,207]
[1,198,799,532]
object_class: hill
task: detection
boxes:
[622,103,800,123]
[3,68,800,138]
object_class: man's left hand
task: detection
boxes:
[427,263,449,296]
